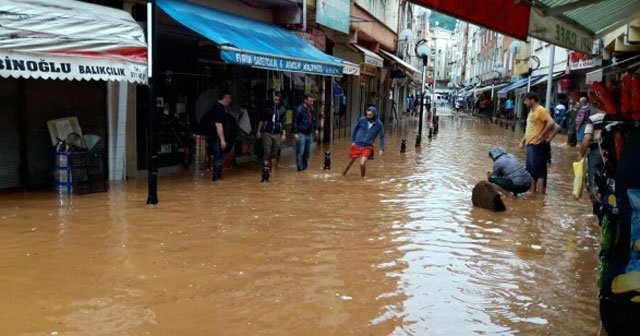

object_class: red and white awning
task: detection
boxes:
[0,0,148,84]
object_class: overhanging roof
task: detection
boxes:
[378,50,421,75]
[0,0,148,83]
[157,0,344,76]
[536,0,640,38]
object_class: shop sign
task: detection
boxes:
[364,54,384,68]
[315,0,350,34]
[529,8,594,54]
[361,64,377,77]
[342,62,360,76]
[221,49,343,76]
[0,51,147,84]
[568,52,602,71]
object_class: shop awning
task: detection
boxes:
[378,49,421,75]
[352,45,384,68]
[496,76,544,98]
[410,0,531,40]
[530,72,565,87]
[473,84,508,95]
[157,0,344,77]
[0,0,148,83]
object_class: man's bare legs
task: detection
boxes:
[342,158,356,176]
[359,156,368,177]
[530,178,546,194]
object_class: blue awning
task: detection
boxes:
[497,76,544,98]
[157,0,344,76]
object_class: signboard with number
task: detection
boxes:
[315,0,350,34]
[529,8,594,54]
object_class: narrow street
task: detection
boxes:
[0,114,600,335]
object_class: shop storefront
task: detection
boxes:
[136,0,346,170]
[0,0,147,190]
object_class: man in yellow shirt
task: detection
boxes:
[520,92,557,194]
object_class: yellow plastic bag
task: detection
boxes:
[572,158,586,200]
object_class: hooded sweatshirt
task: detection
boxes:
[489,147,532,186]
[352,107,385,149]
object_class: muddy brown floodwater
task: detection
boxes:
[0,115,601,335]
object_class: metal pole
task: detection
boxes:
[526,38,532,92]
[545,45,555,110]
[146,0,158,205]
[430,47,437,138]
[302,0,307,32]
[416,58,427,147]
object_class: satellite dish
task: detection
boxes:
[399,29,414,43]
[510,40,522,54]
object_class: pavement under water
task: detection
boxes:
[0,114,600,335]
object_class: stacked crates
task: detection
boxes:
[52,152,105,194]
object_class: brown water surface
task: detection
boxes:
[0,115,600,335]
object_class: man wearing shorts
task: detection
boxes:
[342,106,385,178]
[487,147,532,197]
[520,92,556,194]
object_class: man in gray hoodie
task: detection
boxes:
[487,147,532,197]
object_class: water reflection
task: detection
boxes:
[0,115,600,335]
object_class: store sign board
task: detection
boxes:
[343,63,360,76]
[568,52,603,71]
[364,54,384,68]
[221,49,343,76]
[529,9,594,54]
[315,0,350,34]
[0,51,147,84]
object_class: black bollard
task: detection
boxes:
[323,152,331,170]
[400,139,407,153]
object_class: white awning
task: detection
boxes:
[378,49,420,75]
[0,0,148,83]
[352,44,384,68]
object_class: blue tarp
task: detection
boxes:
[497,75,544,98]
[157,0,344,76]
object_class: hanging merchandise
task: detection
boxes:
[589,82,617,115]
[600,124,640,336]
[621,73,632,117]
[631,74,640,120]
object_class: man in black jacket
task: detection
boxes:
[257,95,286,171]
[292,93,319,171]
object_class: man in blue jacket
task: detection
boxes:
[292,93,319,171]
[343,106,385,177]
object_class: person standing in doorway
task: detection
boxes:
[342,106,385,178]
[200,91,237,181]
[566,100,578,146]
[505,96,514,119]
[292,93,319,171]
[520,92,556,194]
[257,94,286,172]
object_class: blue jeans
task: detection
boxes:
[210,140,226,180]
[295,133,312,170]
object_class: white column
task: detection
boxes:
[545,45,555,110]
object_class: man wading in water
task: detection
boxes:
[520,92,556,194]
[343,106,385,178]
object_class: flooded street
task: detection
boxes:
[0,114,601,335]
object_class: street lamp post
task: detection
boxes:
[415,39,429,147]
[429,48,440,139]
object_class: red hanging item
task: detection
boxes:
[631,74,640,120]
[589,82,617,115]
[608,80,620,116]
[621,73,632,118]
